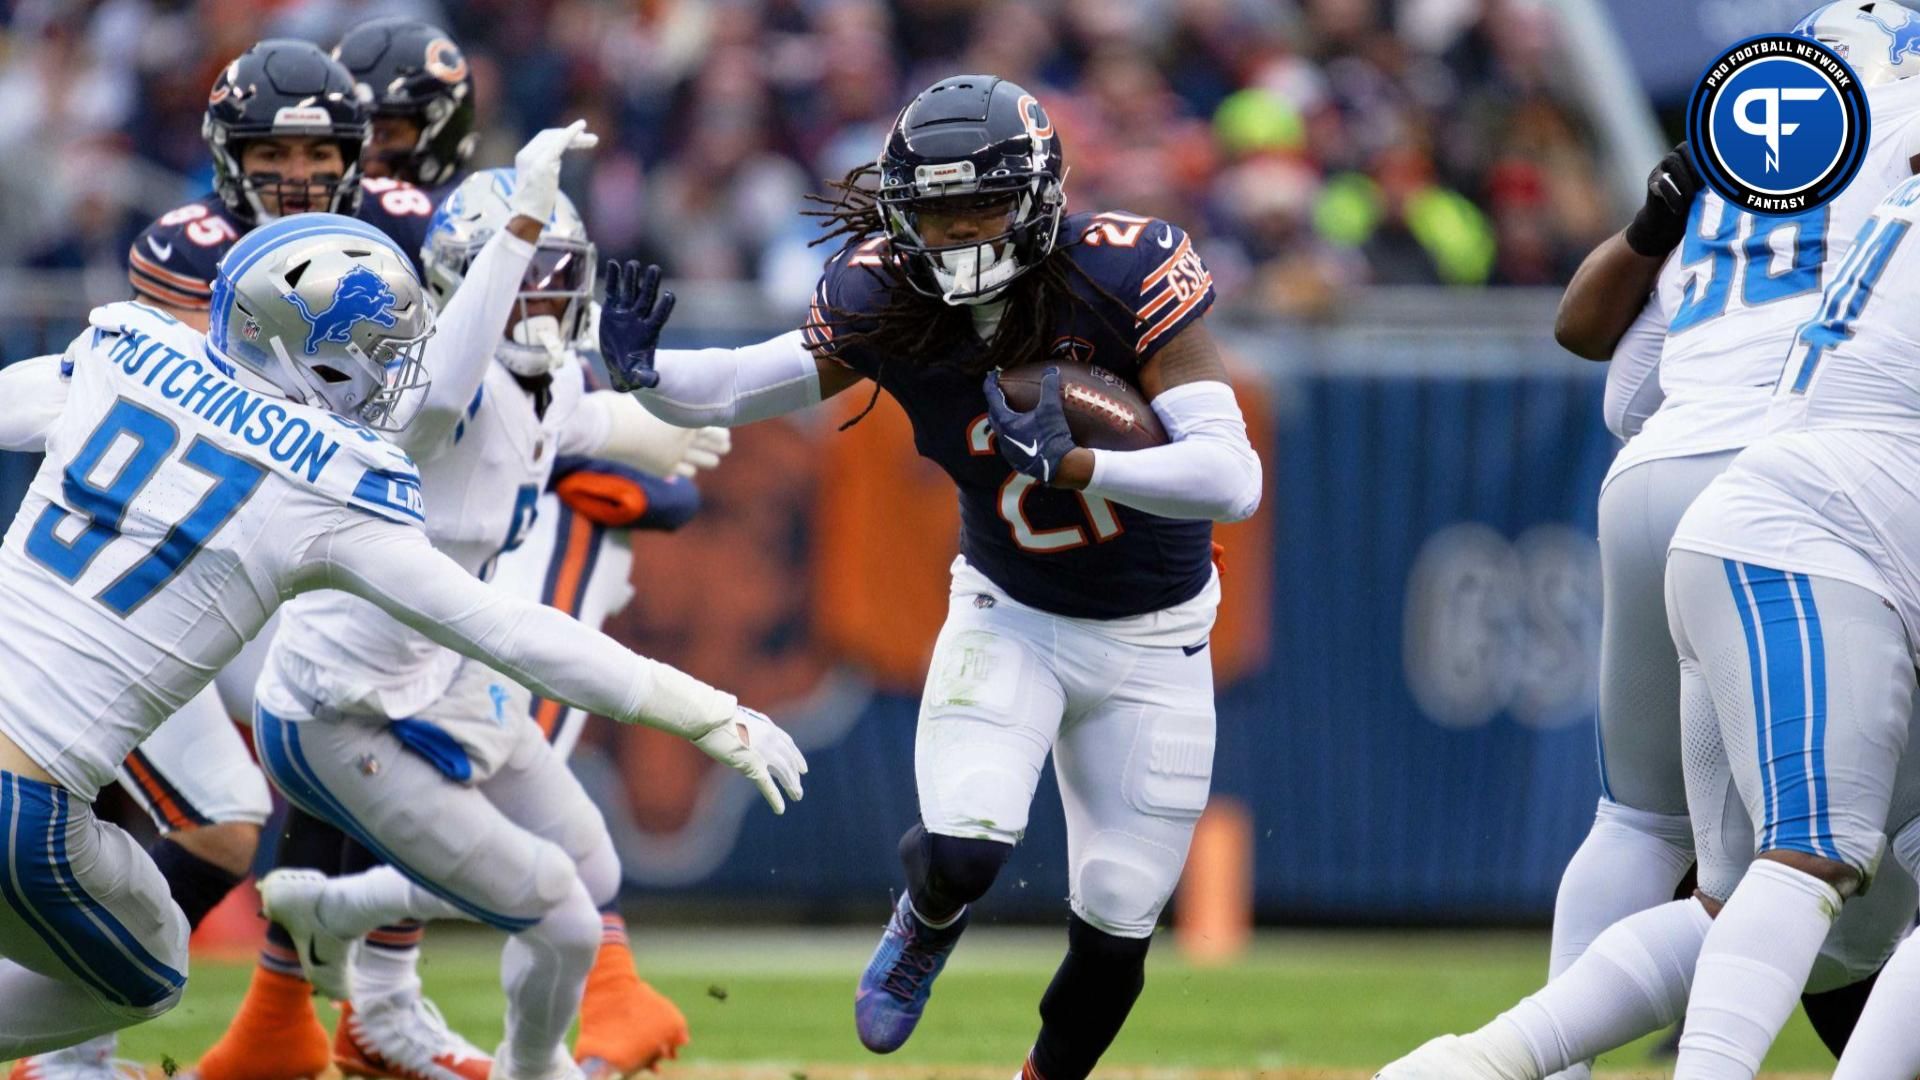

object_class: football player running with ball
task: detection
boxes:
[597,75,1262,1080]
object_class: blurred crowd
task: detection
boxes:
[0,0,1618,317]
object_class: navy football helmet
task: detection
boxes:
[204,40,369,223]
[334,18,477,187]
[876,74,1067,305]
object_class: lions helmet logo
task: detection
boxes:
[287,264,400,354]
[1861,5,1920,69]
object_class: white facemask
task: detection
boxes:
[500,313,567,376]
[934,240,1021,305]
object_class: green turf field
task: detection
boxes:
[86,927,1832,1078]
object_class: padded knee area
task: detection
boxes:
[526,878,602,958]
[511,838,582,921]
[900,823,1010,919]
[574,824,621,909]
[1072,833,1181,939]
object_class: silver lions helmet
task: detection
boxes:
[207,213,435,430]
[422,167,596,376]
[1794,1,1920,85]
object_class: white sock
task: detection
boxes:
[1549,801,1696,977]
[318,866,467,938]
[352,923,425,1004]
[1466,899,1711,1077]
[1542,802,1695,1080]
[1676,861,1841,1080]
[502,879,599,1077]
[1833,931,1920,1079]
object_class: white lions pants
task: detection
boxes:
[916,557,1218,939]
[0,773,188,1056]
[253,658,620,930]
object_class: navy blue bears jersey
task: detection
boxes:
[803,210,1218,619]
[126,178,438,315]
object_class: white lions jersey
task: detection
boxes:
[0,302,425,800]
[1607,75,1920,484]
[1673,171,1920,653]
[266,353,615,721]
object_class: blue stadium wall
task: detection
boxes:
[0,328,1617,925]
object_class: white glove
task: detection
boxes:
[693,706,808,814]
[681,427,731,475]
[509,119,599,224]
[596,394,731,478]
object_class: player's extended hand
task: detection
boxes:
[1624,142,1702,257]
[508,119,598,224]
[599,260,673,393]
[984,367,1079,485]
[692,706,808,814]
[682,426,731,474]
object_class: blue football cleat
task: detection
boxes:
[855,892,970,1053]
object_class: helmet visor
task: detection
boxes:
[523,239,594,298]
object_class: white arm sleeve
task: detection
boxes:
[392,229,537,461]
[559,389,700,476]
[1603,291,1667,442]
[0,355,69,452]
[1083,381,1263,523]
[557,388,615,457]
[639,330,821,428]
[304,513,737,738]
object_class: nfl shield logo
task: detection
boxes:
[242,317,261,342]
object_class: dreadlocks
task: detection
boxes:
[800,164,1142,428]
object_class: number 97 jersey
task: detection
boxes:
[0,302,426,803]
[1613,76,1920,479]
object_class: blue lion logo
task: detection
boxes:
[1862,5,1920,69]
[286,265,399,355]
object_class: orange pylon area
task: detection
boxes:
[1175,798,1253,966]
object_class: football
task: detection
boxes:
[995,361,1168,451]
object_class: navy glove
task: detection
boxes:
[983,367,1079,485]
[1624,142,1702,257]
[599,259,675,392]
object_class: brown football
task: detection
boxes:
[996,361,1168,451]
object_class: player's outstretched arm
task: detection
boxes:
[600,259,843,426]
[0,354,69,452]
[985,323,1263,524]
[302,513,806,812]
[562,389,732,478]
[395,121,599,459]
[1556,143,1699,360]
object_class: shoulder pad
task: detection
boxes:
[86,301,204,356]
[127,199,241,312]
[801,238,894,371]
[1065,211,1217,359]
[310,420,423,525]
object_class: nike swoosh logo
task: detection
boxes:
[1181,640,1209,656]
[306,938,329,969]
[146,236,173,262]
[1007,436,1040,458]
[1157,226,1174,248]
